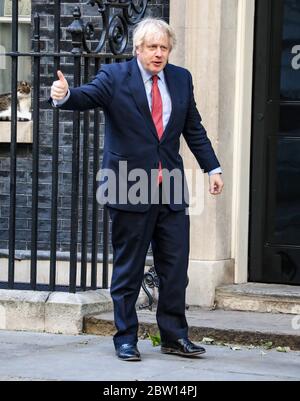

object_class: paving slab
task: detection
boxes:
[0,331,299,381]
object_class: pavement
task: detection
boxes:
[0,330,299,381]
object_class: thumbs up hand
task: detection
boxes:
[51,70,69,100]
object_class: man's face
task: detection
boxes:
[136,34,171,75]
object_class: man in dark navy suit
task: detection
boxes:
[51,18,224,361]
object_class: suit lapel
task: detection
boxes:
[127,59,159,141]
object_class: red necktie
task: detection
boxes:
[151,75,163,184]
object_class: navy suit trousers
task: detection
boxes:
[109,187,190,348]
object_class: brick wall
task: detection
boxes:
[0,0,169,255]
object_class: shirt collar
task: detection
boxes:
[137,58,165,85]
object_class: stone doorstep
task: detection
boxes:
[0,289,113,335]
[215,283,300,315]
[84,309,300,351]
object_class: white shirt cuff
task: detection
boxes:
[208,167,222,176]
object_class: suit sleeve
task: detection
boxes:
[182,72,221,173]
[52,66,114,111]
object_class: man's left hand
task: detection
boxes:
[209,174,224,196]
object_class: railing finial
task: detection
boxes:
[67,7,85,54]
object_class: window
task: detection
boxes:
[0,0,32,143]
[0,0,31,93]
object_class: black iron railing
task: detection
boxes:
[0,0,148,293]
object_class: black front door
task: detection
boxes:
[250,0,300,285]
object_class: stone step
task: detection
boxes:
[215,283,300,315]
[84,309,300,351]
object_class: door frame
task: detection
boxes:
[231,0,255,283]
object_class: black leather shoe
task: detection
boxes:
[161,338,206,357]
[116,344,141,361]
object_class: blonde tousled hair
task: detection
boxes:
[133,18,176,55]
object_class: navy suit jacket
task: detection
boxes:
[56,58,220,212]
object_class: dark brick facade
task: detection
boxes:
[0,0,169,255]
